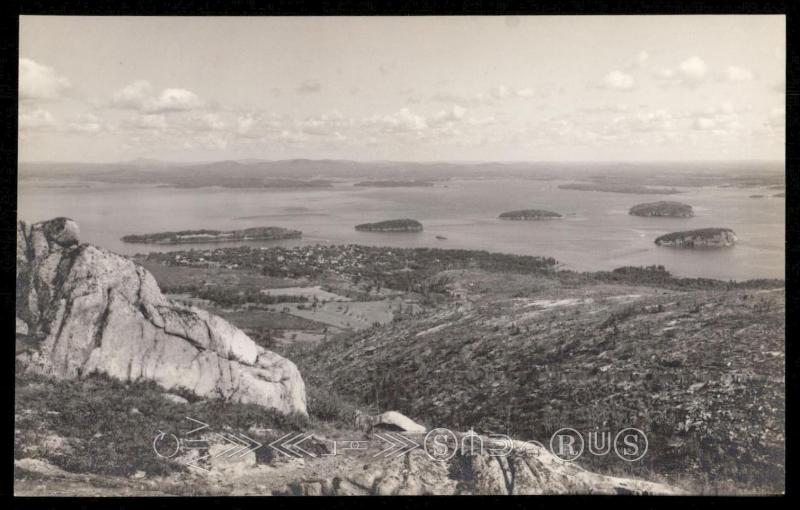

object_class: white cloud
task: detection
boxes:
[19,58,71,100]
[602,70,635,90]
[111,81,202,113]
[124,114,168,131]
[202,113,226,130]
[515,88,535,98]
[490,85,512,99]
[724,66,754,82]
[678,56,707,83]
[151,88,202,113]
[693,117,717,130]
[19,108,57,130]
[625,50,650,70]
[767,107,785,128]
[65,113,102,133]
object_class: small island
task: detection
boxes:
[654,228,737,248]
[629,201,694,218]
[499,209,562,221]
[354,219,423,232]
[121,226,302,245]
[354,180,434,188]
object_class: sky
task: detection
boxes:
[19,15,785,163]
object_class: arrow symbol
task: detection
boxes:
[374,432,420,458]
[185,417,209,436]
[286,433,317,458]
[268,432,302,458]
[235,433,263,458]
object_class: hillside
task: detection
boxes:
[288,268,784,493]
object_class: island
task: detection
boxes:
[499,209,562,221]
[354,180,434,188]
[654,228,737,248]
[559,183,682,194]
[121,226,302,245]
[629,201,694,218]
[354,219,423,232]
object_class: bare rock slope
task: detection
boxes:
[16,217,307,416]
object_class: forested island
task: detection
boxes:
[655,228,737,248]
[354,219,423,232]
[499,209,562,220]
[629,201,694,217]
[121,226,302,245]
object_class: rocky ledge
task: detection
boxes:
[654,228,737,248]
[629,201,694,217]
[499,209,562,221]
[16,217,307,415]
[271,434,682,496]
[355,219,423,232]
[121,226,301,245]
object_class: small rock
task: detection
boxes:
[132,470,146,479]
[129,407,141,415]
[162,393,189,405]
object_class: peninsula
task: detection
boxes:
[654,228,737,248]
[629,201,694,217]
[354,219,423,232]
[499,209,562,220]
[121,226,302,245]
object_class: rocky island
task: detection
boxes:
[629,201,694,217]
[499,209,562,220]
[354,219,423,232]
[121,226,302,244]
[655,228,737,248]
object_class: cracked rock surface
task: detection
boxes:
[16,217,307,416]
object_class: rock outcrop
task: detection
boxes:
[654,228,737,248]
[276,435,682,495]
[16,217,307,416]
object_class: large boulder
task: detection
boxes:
[16,218,307,416]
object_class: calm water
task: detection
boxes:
[18,178,785,281]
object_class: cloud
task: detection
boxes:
[124,113,168,131]
[111,81,202,113]
[679,57,707,82]
[19,108,57,130]
[655,57,710,87]
[19,58,71,100]
[65,113,102,133]
[601,70,635,90]
[767,107,785,128]
[724,66,754,82]
[151,89,202,113]
[296,80,322,94]
[366,108,428,133]
[624,50,649,70]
